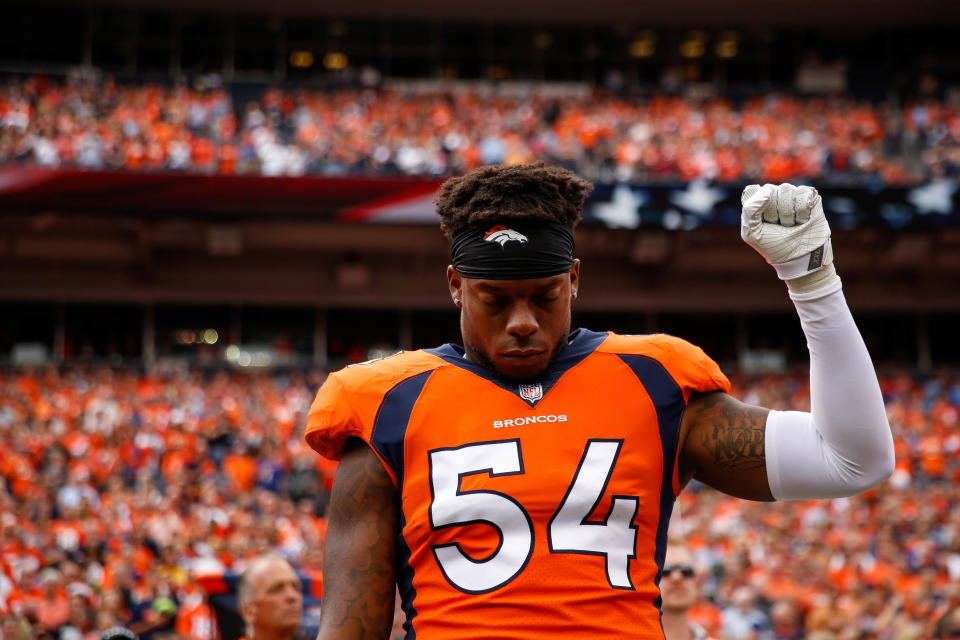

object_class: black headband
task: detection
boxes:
[451,221,575,280]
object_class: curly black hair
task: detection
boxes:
[435,162,593,239]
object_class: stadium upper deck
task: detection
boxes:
[2,74,958,186]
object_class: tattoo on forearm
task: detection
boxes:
[696,394,767,471]
[320,445,399,639]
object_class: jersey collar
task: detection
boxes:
[424,328,608,407]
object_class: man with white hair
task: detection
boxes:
[237,555,303,640]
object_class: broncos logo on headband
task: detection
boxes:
[483,225,529,247]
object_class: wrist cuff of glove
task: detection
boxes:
[787,265,841,300]
[770,238,833,280]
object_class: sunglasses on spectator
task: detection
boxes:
[662,564,695,578]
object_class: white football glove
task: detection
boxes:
[741,183,839,295]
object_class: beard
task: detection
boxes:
[464,331,570,384]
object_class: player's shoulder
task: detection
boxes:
[307,349,450,465]
[598,331,731,395]
[598,331,707,361]
[326,348,447,396]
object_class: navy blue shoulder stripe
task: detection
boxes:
[396,509,419,639]
[616,354,685,618]
[369,369,432,489]
[368,370,432,640]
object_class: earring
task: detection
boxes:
[453,297,461,306]
[572,292,578,300]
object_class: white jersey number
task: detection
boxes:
[428,439,534,593]
[428,438,638,593]
[548,439,639,589]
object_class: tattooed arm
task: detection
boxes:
[318,437,399,640]
[676,184,893,503]
[678,391,774,501]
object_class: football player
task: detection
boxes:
[306,163,894,639]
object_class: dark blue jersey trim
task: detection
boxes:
[424,328,607,407]
[370,369,432,489]
[396,509,419,639]
[616,354,686,617]
[369,371,432,638]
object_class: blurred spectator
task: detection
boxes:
[768,600,803,640]
[660,542,716,640]
[236,555,303,640]
[0,616,35,640]
[935,606,960,639]
[721,586,769,639]
[1,73,957,184]
[29,568,71,631]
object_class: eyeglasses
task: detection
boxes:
[662,564,695,579]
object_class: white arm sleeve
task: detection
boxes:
[764,280,895,500]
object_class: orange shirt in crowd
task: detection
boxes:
[222,454,257,493]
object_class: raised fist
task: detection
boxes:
[741,183,832,281]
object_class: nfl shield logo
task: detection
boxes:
[519,383,543,402]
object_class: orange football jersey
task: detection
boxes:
[306,329,730,639]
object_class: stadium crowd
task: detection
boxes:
[1,73,959,185]
[0,362,958,639]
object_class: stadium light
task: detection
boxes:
[717,31,739,58]
[290,51,315,68]
[324,52,349,70]
[533,31,552,50]
[629,31,656,58]
[629,40,655,58]
[680,31,708,58]
[485,65,510,80]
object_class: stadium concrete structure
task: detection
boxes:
[1,171,959,368]
[12,0,960,26]
[4,179,960,313]
[4,0,958,85]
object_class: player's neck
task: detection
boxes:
[461,333,571,383]
[660,610,695,640]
